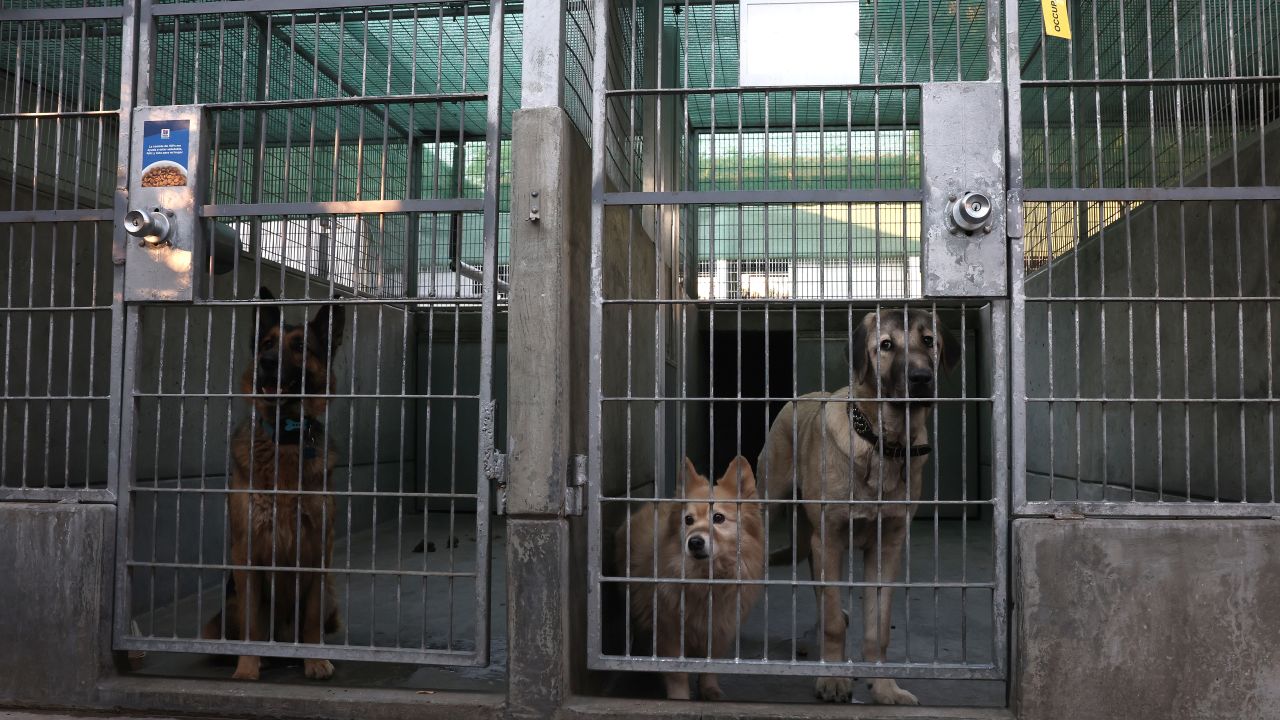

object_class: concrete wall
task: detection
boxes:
[1024,123,1280,502]
[1013,518,1280,720]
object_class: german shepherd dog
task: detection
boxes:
[616,455,765,700]
[201,287,345,681]
[757,310,958,705]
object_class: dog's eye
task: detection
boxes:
[712,512,726,524]
[879,339,893,351]
[684,514,694,526]
[292,338,304,353]
[922,335,934,347]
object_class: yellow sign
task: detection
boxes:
[1042,0,1071,39]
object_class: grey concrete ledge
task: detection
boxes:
[557,697,1015,720]
[94,677,504,720]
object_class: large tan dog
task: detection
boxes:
[616,455,765,700]
[202,288,344,681]
[757,309,958,705]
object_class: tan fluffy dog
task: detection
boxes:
[758,309,958,705]
[615,455,765,700]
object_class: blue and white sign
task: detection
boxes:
[140,119,190,187]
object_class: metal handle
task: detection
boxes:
[947,191,992,234]
[123,208,172,244]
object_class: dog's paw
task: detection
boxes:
[869,679,918,705]
[304,659,335,680]
[698,678,725,701]
[815,676,854,703]
[232,656,261,681]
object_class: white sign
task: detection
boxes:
[739,0,860,86]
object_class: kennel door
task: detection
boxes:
[111,0,509,672]
[584,0,1011,695]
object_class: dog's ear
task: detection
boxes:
[719,455,757,499]
[680,457,707,496]
[255,288,281,345]
[309,301,346,357]
[938,319,961,372]
[849,314,871,386]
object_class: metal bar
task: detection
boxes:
[126,560,475,577]
[202,92,487,112]
[200,199,484,216]
[604,189,921,205]
[601,395,993,403]
[584,0,609,667]
[598,576,995,589]
[453,259,511,295]
[468,0,505,668]
[149,0,491,17]
[1026,397,1280,404]
[0,7,126,21]
[1026,296,1280,302]
[0,209,116,223]
[129,486,479,499]
[588,655,1005,680]
[1021,187,1280,200]
[0,109,119,119]
[1022,74,1280,87]
[112,637,488,665]
[606,82,921,97]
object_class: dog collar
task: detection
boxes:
[260,416,324,459]
[849,406,932,459]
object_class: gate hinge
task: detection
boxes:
[565,454,587,517]
[481,399,508,515]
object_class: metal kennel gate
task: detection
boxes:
[1009,0,1280,519]
[585,0,1011,686]
[109,0,507,667]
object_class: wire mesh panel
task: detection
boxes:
[0,7,131,500]
[1011,0,1280,515]
[587,0,1006,703]
[113,0,509,670]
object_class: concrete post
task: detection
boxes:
[504,0,593,710]
[0,503,117,708]
[504,105,593,718]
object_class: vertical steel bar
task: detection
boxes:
[585,0,610,662]
[470,0,505,665]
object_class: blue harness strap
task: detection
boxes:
[260,416,323,459]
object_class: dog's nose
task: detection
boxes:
[908,367,933,385]
[687,536,705,554]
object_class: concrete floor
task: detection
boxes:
[130,514,1004,707]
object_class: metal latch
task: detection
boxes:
[481,398,508,515]
[488,450,509,515]
[565,454,587,517]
